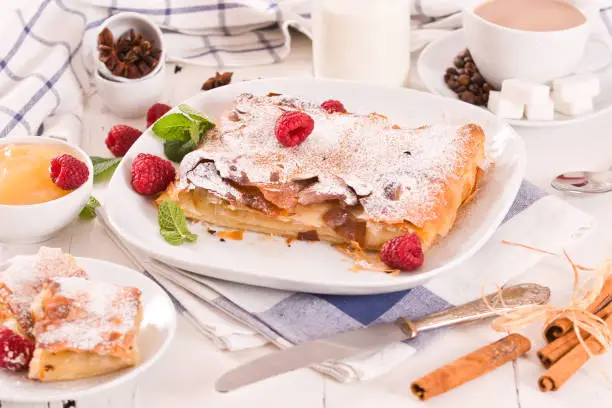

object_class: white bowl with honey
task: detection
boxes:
[0,137,93,243]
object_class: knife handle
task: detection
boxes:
[396,283,550,336]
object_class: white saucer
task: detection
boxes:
[0,257,177,403]
[417,29,612,128]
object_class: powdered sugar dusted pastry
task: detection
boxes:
[28,277,142,381]
[0,247,86,338]
[158,94,485,254]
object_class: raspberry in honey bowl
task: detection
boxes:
[0,144,88,205]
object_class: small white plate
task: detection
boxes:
[417,29,612,128]
[0,257,177,403]
[105,77,525,295]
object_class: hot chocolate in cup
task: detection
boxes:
[462,0,604,88]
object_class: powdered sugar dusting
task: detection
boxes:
[179,94,483,226]
[0,248,87,335]
[35,277,141,354]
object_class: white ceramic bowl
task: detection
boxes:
[95,63,166,118]
[96,12,165,83]
[0,137,93,244]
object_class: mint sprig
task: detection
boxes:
[179,104,208,123]
[158,200,197,245]
[164,139,197,163]
[79,196,101,220]
[91,156,121,183]
[152,113,193,141]
[151,104,215,162]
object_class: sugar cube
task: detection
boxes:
[487,90,524,119]
[552,74,600,100]
[501,79,550,105]
[525,98,555,121]
[551,91,594,116]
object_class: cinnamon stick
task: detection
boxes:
[537,301,612,368]
[543,276,612,342]
[411,334,531,401]
[538,314,612,392]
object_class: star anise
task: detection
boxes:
[201,72,233,90]
[97,27,162,79]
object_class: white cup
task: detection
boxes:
[96,12,165,83]
[463,1,611,88]
[95,63,166,118]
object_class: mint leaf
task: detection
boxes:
[152,113,192,141]
[158,200,197,245]
[178,104,207,123]
[189,120,201,144]
[153,105,215,162]
[91,156,121,183]
[179,104,215,133]
[79,196,101,220]
[164,139,196,163]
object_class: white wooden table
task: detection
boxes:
[3,33,612,408]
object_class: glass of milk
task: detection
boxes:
[312,0,412,87]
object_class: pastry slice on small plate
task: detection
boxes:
[29,277,142,382]
[0,247,87,339]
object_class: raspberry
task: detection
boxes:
[106,125,142,157]
[0,328,34,372]
[380,233,424,271]
[49,154,89,190]
[131,153,176,195]
[146,103,172,128]
[274,111,314,147]
[321,99,347,114]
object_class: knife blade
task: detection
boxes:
[215,283,550,392]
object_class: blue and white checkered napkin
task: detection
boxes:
[142,181,593,383]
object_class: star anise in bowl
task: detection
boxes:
[98,27,162,80]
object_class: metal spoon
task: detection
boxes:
[551,170,612,194]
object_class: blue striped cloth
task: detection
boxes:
[145,181,593,382]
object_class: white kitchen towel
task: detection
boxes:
[140,181,594,383]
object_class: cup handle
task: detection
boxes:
[576,32,612,74]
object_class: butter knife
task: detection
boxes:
[216,283,549,392]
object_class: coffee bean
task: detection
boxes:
[474,95,484,105]
[483,83,491,92]
[459,49,469,58]
[472,73,484,85]
[458,75,470,86]
[465,62,476,73]
[459,91,476,104]
[446,67,459,75]
[444,73,451,82]
[453,57,465,68]
[456,85,467,93]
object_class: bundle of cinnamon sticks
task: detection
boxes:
[536,277,612,391]
[410,276,612,400]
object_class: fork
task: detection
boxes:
[97,208,214,340]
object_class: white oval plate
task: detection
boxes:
[417,30,612,128]
[105,77,525,295]
[0,257,177,403]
